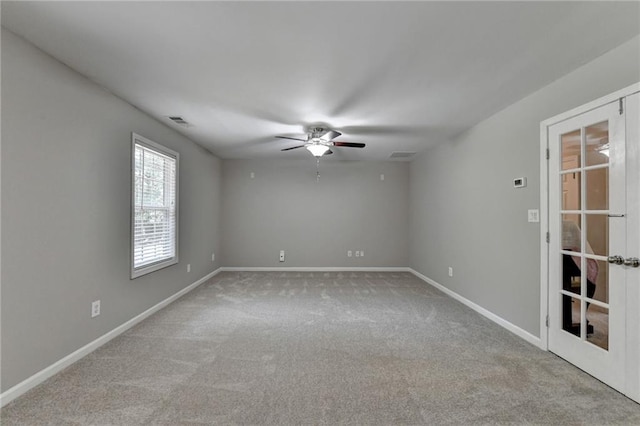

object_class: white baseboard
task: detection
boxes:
[0,268,222,408]
[409,268,543,349]
[220,267,411,272]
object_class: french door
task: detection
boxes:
[547,92,639,399]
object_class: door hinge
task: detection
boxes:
[546,232,550,244]
[546,315,549,328]
[619,98,624,115]
[546,148,550,160]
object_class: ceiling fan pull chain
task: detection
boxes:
[316,158,320,182]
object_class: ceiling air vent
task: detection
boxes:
[167,116,190,127]
[389,151,416,159]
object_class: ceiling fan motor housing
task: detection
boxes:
[309,127,328,140]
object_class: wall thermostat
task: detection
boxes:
[514,177,527,188]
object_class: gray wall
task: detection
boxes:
[409,35,640,337]
[221,159,409,267]
[1,30,222,391]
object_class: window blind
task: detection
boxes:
[132,140,177,273]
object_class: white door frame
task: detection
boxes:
[540,82,640,400]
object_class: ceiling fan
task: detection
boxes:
[277,126,365,157]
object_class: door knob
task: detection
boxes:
[624,257,640,268]
[608,255,625,265]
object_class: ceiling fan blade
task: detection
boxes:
[276,135,307,142]
[333,142,365,148]
[320,130,342,141]
[281,145,306,151]
[324,149,333,155]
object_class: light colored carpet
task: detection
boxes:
[2,271,639,425]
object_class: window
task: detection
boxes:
[131,133,179,278]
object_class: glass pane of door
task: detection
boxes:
[585,121,609,167]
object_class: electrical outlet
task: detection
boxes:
[250,172,255,179]
[212,253,215,262]
[355,251,360,257]
[279,250,285,262]
[187,263,191,273]
[360,250,364,257]
[91,300,100,318]
[347,250,352,257]
[448,267,453,277]
[528,209,540,223]
[380,174,385,181]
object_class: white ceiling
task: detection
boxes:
[2,1,639,161]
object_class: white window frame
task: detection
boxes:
[131,133,179,279]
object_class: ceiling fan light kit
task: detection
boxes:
[306,143,330,157]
